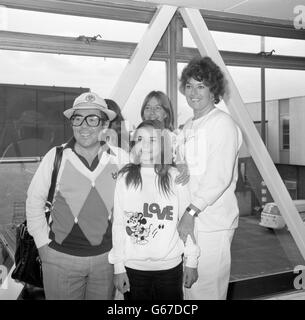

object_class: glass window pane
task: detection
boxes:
[122,61,166,130]
[266,69,305,101]
[183,29,261,53]
[0,50,129,157]
[266,69,305,166]
[228,66,262,103]
[4,8,147,42]
[281,117,290,150]
[0,50,128,92]
[231,157,305,284]
[177,63,193,126]
[266,37,305,57]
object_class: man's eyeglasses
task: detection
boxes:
[70,114,103,127]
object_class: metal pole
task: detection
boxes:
[261,36,266,144]
[166,15,178,129]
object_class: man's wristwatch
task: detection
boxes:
[186,206,199,217]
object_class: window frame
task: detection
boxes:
[1,0,305,299]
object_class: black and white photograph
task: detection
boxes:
[0,0,305,309]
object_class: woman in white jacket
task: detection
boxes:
[177,56,243,300]
[109,120,199,300]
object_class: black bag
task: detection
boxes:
[11,146,63,288]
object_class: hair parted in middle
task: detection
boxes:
[179,56,226,104]
[140,91,175,131]
[119,119,174,197]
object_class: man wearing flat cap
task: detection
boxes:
[26,92,129,300]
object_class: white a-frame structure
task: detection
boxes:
[109,2,305,259]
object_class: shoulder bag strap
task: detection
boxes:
[45,146,63,221]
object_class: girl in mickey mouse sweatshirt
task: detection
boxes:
[108,120,199,300]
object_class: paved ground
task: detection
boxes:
[230,215,304,281]
[263,290,305,300]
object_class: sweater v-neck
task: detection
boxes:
[66,137,110,172]
[74,151,99,171]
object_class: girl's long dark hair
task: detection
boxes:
[119,120,174,197]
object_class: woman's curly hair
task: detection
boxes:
[179,56,226,104]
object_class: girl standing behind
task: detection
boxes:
[140,91,188,185]
[108,120,199,300]
[140,91,174,131]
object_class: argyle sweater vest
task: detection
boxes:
[48,156,119,256]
